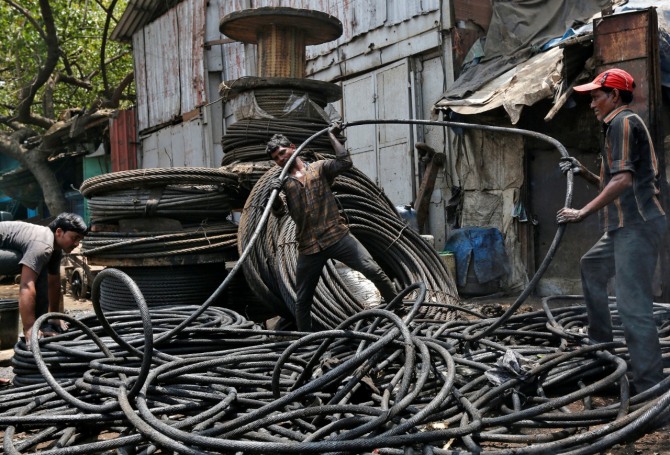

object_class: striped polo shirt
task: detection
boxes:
[599,105,665,232]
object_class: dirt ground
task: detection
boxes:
[1,284,670,453]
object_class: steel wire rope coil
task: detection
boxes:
[81,222,238,258]
[238,160,460,329]
[80,167,238,198]
[87,186,237,223]
[96,265,229,311]
[220,118,344,165]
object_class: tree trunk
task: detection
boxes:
[24,148,68,215]
[0,131,68,216]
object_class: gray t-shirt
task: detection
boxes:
[0,221,61,275]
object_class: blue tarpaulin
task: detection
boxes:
[443,227,510,287]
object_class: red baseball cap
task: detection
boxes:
[573,68,636,93]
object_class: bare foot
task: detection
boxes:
[0,378,11,386]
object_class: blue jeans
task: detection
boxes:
[581,216,666,392]
[0,249,49,317]
[295,234,396,331]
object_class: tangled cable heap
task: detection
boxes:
[2,274,670,454]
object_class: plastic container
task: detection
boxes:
[0,299,19,349]
[395,205,419,231]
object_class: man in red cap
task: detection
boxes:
[557,68,667,395]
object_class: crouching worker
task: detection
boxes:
[0,213,87,343]
[267,125,397,331]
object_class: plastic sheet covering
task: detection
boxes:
[231,90,332,122]
[485,349,538,386]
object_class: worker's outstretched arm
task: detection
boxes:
[328,122,351,163]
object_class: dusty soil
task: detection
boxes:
[1,285,670,453]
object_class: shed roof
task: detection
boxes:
[111,0,181,42]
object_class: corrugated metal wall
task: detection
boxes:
[216,0,442,80]
[134,0,207,132]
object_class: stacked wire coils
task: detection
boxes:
[237,156,461,329]
[219,78,343,165]
[217,4,343,166]
[80,167,242,312]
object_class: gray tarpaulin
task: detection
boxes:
[435,0,612,116]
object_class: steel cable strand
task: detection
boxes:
[296,291,433,441]
[237,167,289,315]
[79,167,238,197]
[348,221,456,308]
[543,298,670,402]
[429,377,670,455]
[87,268,155,400]
[216,312,414,440]
[121,352,302,452]
[472,345,630,435]
[328,337,436,443]
[337,198,454,291]
[81,222,238,257]
[1,384,81,455]
[349,220,443,294]
[28,312,129,413]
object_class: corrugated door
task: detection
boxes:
[376,60,413,206]
[343,73,377,182]
[342,59,414,206]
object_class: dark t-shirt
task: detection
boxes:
[0,221,61,275]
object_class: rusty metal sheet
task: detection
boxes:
[593,9,657,129]
[595,12,650,63]
[144,14,181,127]
[110,109,138,172]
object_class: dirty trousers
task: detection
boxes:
[294,233,396,332]
[581,216,666,393]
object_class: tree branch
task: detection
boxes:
[56,72,93,90]
[15,0,60,128]
[106,72,134,108]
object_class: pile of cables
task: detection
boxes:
[9,304,255,387]
[237,154,461,329]
[3,279,670,454]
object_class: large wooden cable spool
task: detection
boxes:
[219,7,343,79]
